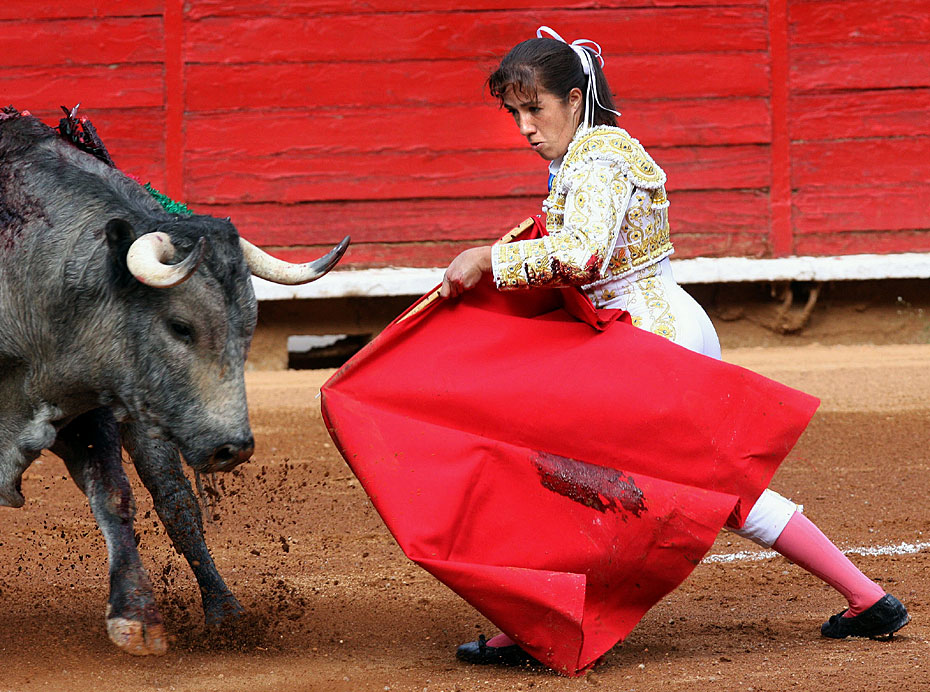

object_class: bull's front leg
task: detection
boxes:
[121,423,244,627]
[53,408,167,655]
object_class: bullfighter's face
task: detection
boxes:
[503,83,583,161]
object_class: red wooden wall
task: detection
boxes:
[2,0,928,269]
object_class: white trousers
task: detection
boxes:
[590,258,722,358]
[594,258,797,548]
[730,488,800,548]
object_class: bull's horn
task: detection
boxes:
[239,235,350,285]
[126,232,206,288]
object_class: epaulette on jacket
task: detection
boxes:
[558,125,666,191]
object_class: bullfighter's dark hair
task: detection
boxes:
[487,37,619,128]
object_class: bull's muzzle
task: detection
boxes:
[206,436,255,472]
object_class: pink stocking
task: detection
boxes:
[772,511,885,617]
[486,633,515,647]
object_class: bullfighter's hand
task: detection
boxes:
[440,246,492,298]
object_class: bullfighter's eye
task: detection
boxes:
[168,320,195,344]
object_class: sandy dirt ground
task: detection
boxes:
[1,328,929,690]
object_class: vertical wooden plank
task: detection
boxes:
[769,0,791,256]
[164,0,184,199]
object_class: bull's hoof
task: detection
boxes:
[203,593,245,627]
[106,616,169,656]
[202,608,268,650]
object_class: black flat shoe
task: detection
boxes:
[821,594,910,640]
[456,634,537,666]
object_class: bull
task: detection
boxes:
[0,107,349,654]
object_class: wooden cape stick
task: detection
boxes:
[398,217,536,322]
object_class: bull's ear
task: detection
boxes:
[104,218,138,275]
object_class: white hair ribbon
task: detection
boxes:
[536,25,621,129]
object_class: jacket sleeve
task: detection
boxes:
[491,160,635,289]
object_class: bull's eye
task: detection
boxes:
[168,320,195,345]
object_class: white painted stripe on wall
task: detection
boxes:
[253,267,441,301]
[671,253,930,284]
[253,252,930,301]
[704,540,930,565]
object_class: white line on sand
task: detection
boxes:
[704,541,930,564]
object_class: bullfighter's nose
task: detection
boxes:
[208,437,255,471]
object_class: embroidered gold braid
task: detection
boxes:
[492,126,673,290]
[627,266,677,341]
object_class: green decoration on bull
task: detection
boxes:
[144,182,194,217]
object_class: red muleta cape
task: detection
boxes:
[321,242,818,676]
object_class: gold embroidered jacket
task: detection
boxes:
[491,126,673,290]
